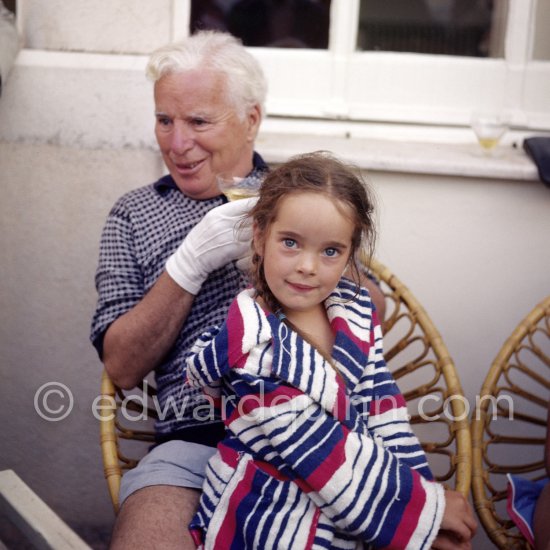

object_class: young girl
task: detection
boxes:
[185,152,476,549]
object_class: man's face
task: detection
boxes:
[154,69,261,199]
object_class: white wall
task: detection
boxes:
[18,0,173,54]
[0,142,165,545]
[372,170,549,409]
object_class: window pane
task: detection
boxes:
[190,0,331,48]
[533,0,550,61]
[2,0,15,13]
[357,0,507,58]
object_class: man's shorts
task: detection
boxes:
[118,440,217,506]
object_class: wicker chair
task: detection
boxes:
[471,295,550,549]
[99,373,158,513]
[99,257,472,512]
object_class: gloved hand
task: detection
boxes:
[166,198,256,294]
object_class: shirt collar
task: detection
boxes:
[153,174,177,194]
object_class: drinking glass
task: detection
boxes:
[470,111,509,156]
[216,172,264,201]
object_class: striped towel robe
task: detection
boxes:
[186,278,445,549]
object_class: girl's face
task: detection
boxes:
[255,191,355,317]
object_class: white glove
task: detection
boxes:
[166,198,256,294]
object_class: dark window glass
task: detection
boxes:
[358,0,506,58]
[2,0,15,14]
[190,0,331,49]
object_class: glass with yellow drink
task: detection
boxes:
[217,172,264,201]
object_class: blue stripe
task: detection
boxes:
[254,474,292,547]
[253,301,263,344]
[281,485,307,548]
[292,497,318,547]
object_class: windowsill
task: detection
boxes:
[259,119,542,182]
[0,49,545,183]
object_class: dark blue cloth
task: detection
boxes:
[507,473,550,545]
[524,137,550,188]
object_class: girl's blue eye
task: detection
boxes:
[325,248,339,257]
[283,239,296,248]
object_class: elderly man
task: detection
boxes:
[91,31,385,549]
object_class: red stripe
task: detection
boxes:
[305,508,322,548]
[369,394,406,416]
[331,317,366,352]
[212,460,256,548]
[218,443,240,468]
[386,472,427,548]
[189,527,204,548]
[227,300,246,367]
[305,425,348,490]
[218,447,294,486]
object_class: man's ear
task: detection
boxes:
[246,104,262,143]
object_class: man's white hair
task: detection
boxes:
[146,30,267,120]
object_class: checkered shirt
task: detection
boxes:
[90,154,267,436]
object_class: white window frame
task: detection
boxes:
[177,0,550,131]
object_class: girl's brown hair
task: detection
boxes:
[248,151,377,315]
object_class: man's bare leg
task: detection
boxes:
[110,486,200,549]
